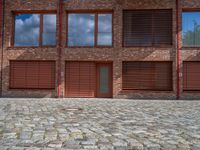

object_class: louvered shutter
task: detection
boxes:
[183,62,200,91]
[123,10,152,46]
[123,9,172,46]
[122,61,172,91]
[153,10,172,45]
[65,62,96,97]
[10,61,55,89]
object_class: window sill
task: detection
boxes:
[66,46,113,48]
[121,89,173,93]
[9,88,55,90]
[6,46,57,50]
[123,45,173,49]
[181,46,200,50]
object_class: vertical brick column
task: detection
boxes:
[0,0,3,97]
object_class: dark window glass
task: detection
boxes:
[97,14,112,46]
[68,14,95,47]
[14,14,40,46]
[14,13,56,47]
[42,14,57,46]
[182,12,200,46]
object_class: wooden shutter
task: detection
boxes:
[10,61,55,89]
[183,62,200,91]
[153,10,172,45]
[65,62,96,97]
[123,10,152,46]
[123,9,172,46]
[122,61,172,91]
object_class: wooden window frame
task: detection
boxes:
[12,11,57,48]
[122,61,173,91]
[9,60,56,90]
[66,10,114,48]
[123,9,173,48]
[182,10,200,48]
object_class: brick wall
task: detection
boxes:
[1,0,200,99]
[0,0,3,97]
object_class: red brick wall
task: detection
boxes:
[1,0,200,99]
[0,0,3,96]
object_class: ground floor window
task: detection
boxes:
[10,61,55,89]
[183,61,200,91]
[122,61,173,91]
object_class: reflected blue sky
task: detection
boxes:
[14,14,56,46]
[182,12,200,33]
[68,13,112,46]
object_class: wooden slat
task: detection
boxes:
[122,61,172,91]
[123,10,172,46]
[10,61,55,89]
[65,62,96,97]
[183,62,200,91]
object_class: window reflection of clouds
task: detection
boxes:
[98,14,112,46]
[14,14,56,46]
[68,14,95,46]
[43,14,57,46]
[14,14,40,46]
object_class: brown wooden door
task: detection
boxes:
[96,63,112,98]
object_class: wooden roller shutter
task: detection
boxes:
[10,61,55,89]
[123,10,152,46]
[123,9,172,47]
[183,62,200,91]
[65,62,96,97]
[153,10,172,45]
[122,61,172,91]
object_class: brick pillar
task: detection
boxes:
[0,0,3,97]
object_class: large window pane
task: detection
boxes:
[97,14,112,46]
[68,14,95,46]
[42,14,56,46]
[14,14,40,46]
[182,12,200,46]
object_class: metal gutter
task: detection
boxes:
[176,0,180,99]
[0,0,5,97]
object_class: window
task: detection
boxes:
[10,61,55,89]
[14,13,56,47]
[123,10,172,47]
[182,12,200,47]
[183,62,200,91]
[122,61,172,91]
[67,12,113,47]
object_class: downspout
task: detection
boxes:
[0,0,5,97]
[57,0,63,98]
[176,0,180,99]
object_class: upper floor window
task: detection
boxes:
[67,12,113,47]
[123,10,172,47]
[14,13,56,47]
[182,12,200,47]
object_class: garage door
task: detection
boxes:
[65,62,96,97]
[10,61,55,89]
[183,62,200,91]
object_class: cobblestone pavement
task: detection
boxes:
[0,98,200,150]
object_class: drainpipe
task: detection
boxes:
[57,0,63,98]
[0,0,5,97]
[176,0,180,99]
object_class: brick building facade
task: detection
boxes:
[0,0,200,99]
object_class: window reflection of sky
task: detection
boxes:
[14,14,56,46]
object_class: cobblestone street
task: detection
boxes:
[0,98,200,150]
